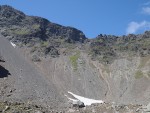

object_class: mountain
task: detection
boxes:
[0,5,150,112]
[0,5,86,58]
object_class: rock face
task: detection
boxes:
[0,5,26,26]
[0,5,86,57]
[90,33,150,64]
[31,55,41,62]
[0,5,150,111]
[0,5,86,43]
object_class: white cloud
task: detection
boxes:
[127,2,150,34]
[142,7,150,15]
[126,21,150,34]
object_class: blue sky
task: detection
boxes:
[0,0,150,38]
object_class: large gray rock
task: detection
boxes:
[143,103,150,112]
[43,45,59,57]
[31,55,41,62]
[72,100,85,108]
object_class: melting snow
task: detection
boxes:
[10,42,16,48]
[67,91,104,106]
[65,94,79,102]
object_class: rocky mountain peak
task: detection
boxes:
[0,5,25,25]
[0,5,86,44]
[0,5,150,112]
[0,5,87,58]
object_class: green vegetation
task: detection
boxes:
[102,65,111,74]
[135,70,144,79]
[32,24,40,30]
[12,28,30,35]
[99,55,115,64]
[138,56,150,68]
[9,24,40,36]
[40,41,49,47]
[30,46,38,53]
[70,51,80,71]
[90,34,150,64]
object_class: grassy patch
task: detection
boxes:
[135,70,144,79]
[40,41,49,47]
[90,35,150,64]
[32,24,40,30]
[103,65,111,74]
[70,51,80,71]
[30,46,38,53]
[138,56,150,69]
[12,28,30,35]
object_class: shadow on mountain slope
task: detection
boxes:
[0,65,11,78]
[0,55,5,62]
[0,59,5,62]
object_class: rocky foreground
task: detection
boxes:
[1,101,150,113]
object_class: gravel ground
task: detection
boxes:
[0,34,150,112]
[0,35,66,109]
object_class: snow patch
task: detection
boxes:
[67,91,104,106]
[10,42,16,48]
[65,94,79,102]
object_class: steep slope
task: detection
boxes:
[0,5,86,43]
[0,5,86,58]
[36,50,150,105]
[0,5,150,110]
[89,33,150,64]
[0,34,66,108]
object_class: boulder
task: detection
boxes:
[72,100,85,108]
[43,45,59,57]
[31,55,41,62]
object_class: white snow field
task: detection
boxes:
[10,42,16,48]
[67,91,104,106]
